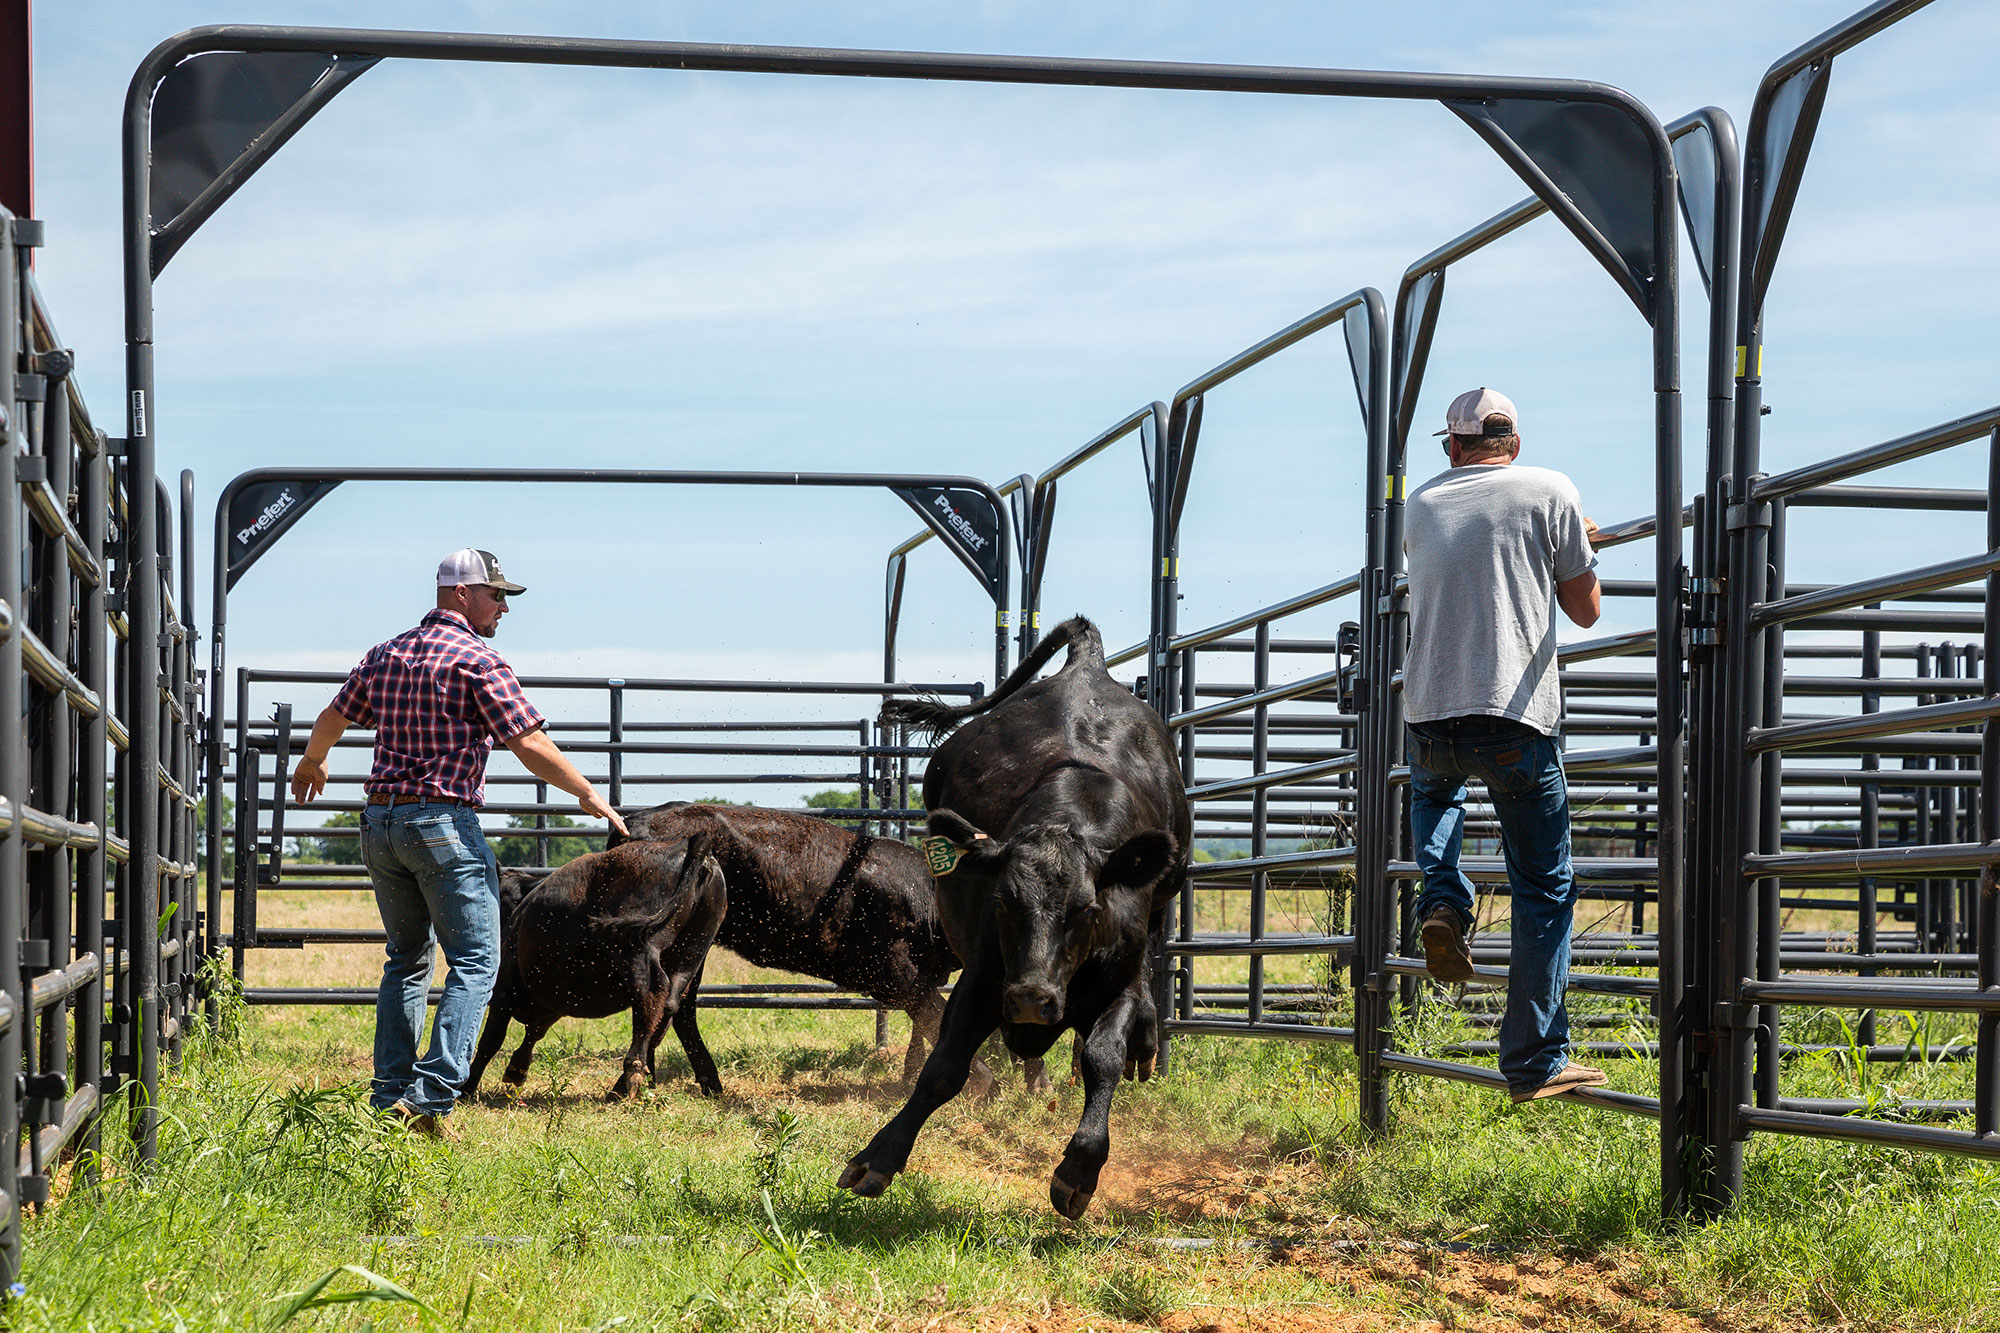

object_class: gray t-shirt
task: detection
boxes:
[1402,463,1596,736]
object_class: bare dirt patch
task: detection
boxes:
[929,1244,1761,1333]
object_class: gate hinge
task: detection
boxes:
[10,219,45,248]
[14,456,46,485]
[1688,576,1724,596]
[28,348,73,380]
[1712,1000,1758,1029]
[1688,628,1721,647]
[13,372,46,403]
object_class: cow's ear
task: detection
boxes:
[925,809,1004,868]
[927,809,990,848]
[1100,830,1179,893]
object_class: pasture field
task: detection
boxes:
[17,885,1997,1332]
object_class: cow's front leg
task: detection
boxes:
[838,968,1000,1199]
[1050,989,1137,1221]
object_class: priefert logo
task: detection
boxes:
[236,488,296,546]
[933,493,988,551]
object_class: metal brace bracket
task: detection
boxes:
[1725,501,1772,531]
[14,456,46,485]
[1688,628,1721,646]
[1712,1000,1758,1029]
[10,219,45,248]
[1688,576,1724,596]
[13,372,46,403]
[104,436,129,458]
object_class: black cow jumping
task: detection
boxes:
[606,802,968,1084]
[464,836,727,1101]
[837,615,1190,1220]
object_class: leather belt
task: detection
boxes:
[365,793,472,808]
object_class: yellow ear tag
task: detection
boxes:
[921,836,966,877]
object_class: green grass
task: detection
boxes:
[15,983,1999,1332]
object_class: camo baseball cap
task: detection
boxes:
[436,548,527,595]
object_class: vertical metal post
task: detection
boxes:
[0,213,28,1277]
[1859,612,1881,1047]
[856,720,870,837]
[31,352,73,1085]
[77,425,108,1164]
[607,681,624,812]
[1916,646,1935,950]
[1978,425,2000,1136]
[533,780,548,868]
[1753,501,1786,1111]
[230,668,251,981]
[1175,652,1196,1040]
[1353,289,1392,1137]
[121,64,165,1156]
[1249,622,1269,1026]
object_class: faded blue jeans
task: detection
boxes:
[360,802,500,1116]
[1407,716,1577,1093]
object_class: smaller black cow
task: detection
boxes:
[464,836,726,1101]
[609,802,979,1085]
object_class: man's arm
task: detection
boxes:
[289,705,352,804]
[1557,570,1602,628]
[505,726,630,837]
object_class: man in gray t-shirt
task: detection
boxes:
[1402,387,1608,1103]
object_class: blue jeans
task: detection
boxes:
[1407,716,1576,1092]
[360,802,500,1115]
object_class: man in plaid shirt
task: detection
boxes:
[290,549,628,1138]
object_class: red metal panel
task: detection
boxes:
[0,0,29,219]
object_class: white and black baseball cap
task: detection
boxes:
[1434,387,1520,438]
[436,548,527,595]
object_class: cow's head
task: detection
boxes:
[926,808,1178,1027]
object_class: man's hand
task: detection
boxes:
[291,755,328,805]
[290,705,352,805]
[1584,516,1602,548]
[506,726,629,836]
[579,787,629,838]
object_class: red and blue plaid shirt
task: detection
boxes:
[331,609,546,806]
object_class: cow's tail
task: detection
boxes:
[597,832,717,933]
[882,615,1103,743]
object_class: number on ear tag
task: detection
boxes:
[921,835,966,877]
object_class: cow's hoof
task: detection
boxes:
[837,1158,896,1198]
[1049,1172,1095,1221]
[1024,1061,1054,1096]
[499,1070,527,1088]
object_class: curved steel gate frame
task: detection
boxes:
[210,464,1012,1010]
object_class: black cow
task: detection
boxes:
[837,615,1190,1220]
[464,836,726,1101]
[607,802,1041,1089]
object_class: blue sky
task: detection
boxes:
[23,1,2000,805]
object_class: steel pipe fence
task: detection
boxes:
[59,3,1978,1239]
[221,664,985,1019]
[0,208,195,1280]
